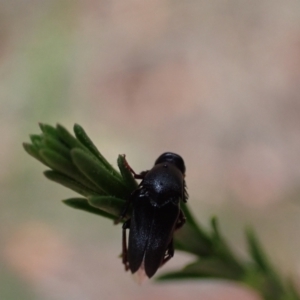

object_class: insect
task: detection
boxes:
[120,152,188,279]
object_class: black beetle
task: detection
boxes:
[120,152,188,279]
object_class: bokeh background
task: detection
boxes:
[1,1,300,299]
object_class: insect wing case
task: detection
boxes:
[128,193,180,278]
[128,162,184,278]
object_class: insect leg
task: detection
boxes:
[122,219,131,271]
[160,211,186,268]
[161,239,174,266]
[175,209,186,231]
[122,154,148,179]
[183,180,189,202]
[116,188,139,224]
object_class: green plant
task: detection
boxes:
[23,123,300,300]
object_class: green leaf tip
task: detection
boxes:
[39,123,60,139]
[210,216,224,246]
[88,196,128,219]
[73,123,123,180]
[23,142,49,166]
[246,227,272,273]
[56,123,85,150]
[23,142,38,156]
[211,216,220,236]
[41,135,70,159]
[30,134,43,146]
[158,258,242,281]
[62,198,115,220]
[44,170,100,197]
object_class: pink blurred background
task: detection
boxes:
[1,1,300,299]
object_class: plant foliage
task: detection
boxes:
[23,124,300,300]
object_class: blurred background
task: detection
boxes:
[1,0,300,299]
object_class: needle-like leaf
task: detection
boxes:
[44,170,101,197]
[63,198,115,220]
[74,124,123,180]
[88,196,128,219]
[40,149,102,193]
[71,148,130,198]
